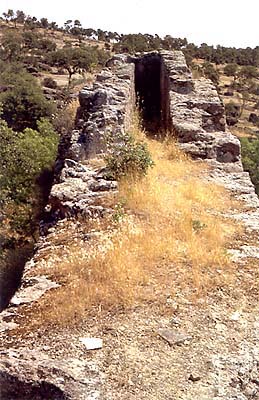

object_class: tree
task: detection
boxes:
[114,34,149,53]
[70,20,83,39]
[202,62,219,85]
[97,29,106,41]
[0,115,58,238]
[224,63,239,81]
[84,28,96,39]
[24,15,38,30]
[48,46,108,86]
[162,36,187,50]
[0,30,24,62]
[198,43,214,61]
[240,138,259,194]
[74,19,82,29]
[238,65,258,80]
[22,30,40,50]
[49,21,58,30]
[37,38,56,53]
[0,63,56,131]
[2,9,14,24]
[40,17,49,29]
[15,10,26,26]
[64,19,72,33]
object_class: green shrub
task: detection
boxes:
[202,62,219,85]
[0,115,59,238]
[240,137,259,194]
[43,76,57,89]
[225,102,240,126]
[105,133,154,179]
[0,63,56,131]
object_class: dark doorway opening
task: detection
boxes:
[135,54,170,135]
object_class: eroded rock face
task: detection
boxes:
[161,51,241,166]
[0,349,100,400]
[69,60,135,161]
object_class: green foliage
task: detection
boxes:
[202,62,219,85]
[112,201,126,224]
[239,65,258,80]
[0,116,58,236]
[225,102,241,126]
[0,244,33,311]
[240,138,259,194]
[47,46,109,86]
[43,76,58,89]
[162,36,187,50]
[0,29,24,61]
[0,63,56,131]
[105,133,154,179]
[0,28,57,63]
[192,219,207,233]
[224,63,239,78]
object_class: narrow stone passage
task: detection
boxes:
[135,53,170,134]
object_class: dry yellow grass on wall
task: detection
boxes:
[35,131,239,327]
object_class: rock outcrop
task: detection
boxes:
[1,50,259,400]
[161,51,241,165]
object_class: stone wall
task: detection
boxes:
[47,54,135,220]
[161,50,241,165]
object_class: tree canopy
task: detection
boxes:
[47,46,109,86]
[0,63,56,131]
[0,114,58,238]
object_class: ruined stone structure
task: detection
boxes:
[1,51,259,399]
[47,50,244,222]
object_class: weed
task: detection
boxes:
[105,132,154,179]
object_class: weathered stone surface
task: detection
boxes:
[48,160,117,218]
[0,349,100,399]
[70,61,135,161]
[161,51,241,166]
[157,328,192,346]
[10,276,60,306]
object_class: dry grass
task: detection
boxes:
[35,131,239,326]
[118,139,237,292]
[53,98,79,135]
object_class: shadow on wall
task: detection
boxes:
[0,372,67,400]
[134,53,171,135]
[0,245,33,312]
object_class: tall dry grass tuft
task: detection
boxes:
[118,139,237,294]
[53,98,79,136]
[38,216,146,325]
[36,131,239,326]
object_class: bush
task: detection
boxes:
[248,113,259,125]
[225,102,240,126]
[0,116,59,237]
[43,76,58,89]
[240,137,259,194]
[0,64,56,131]
[202,62,219,85]
[105,133,154,179]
